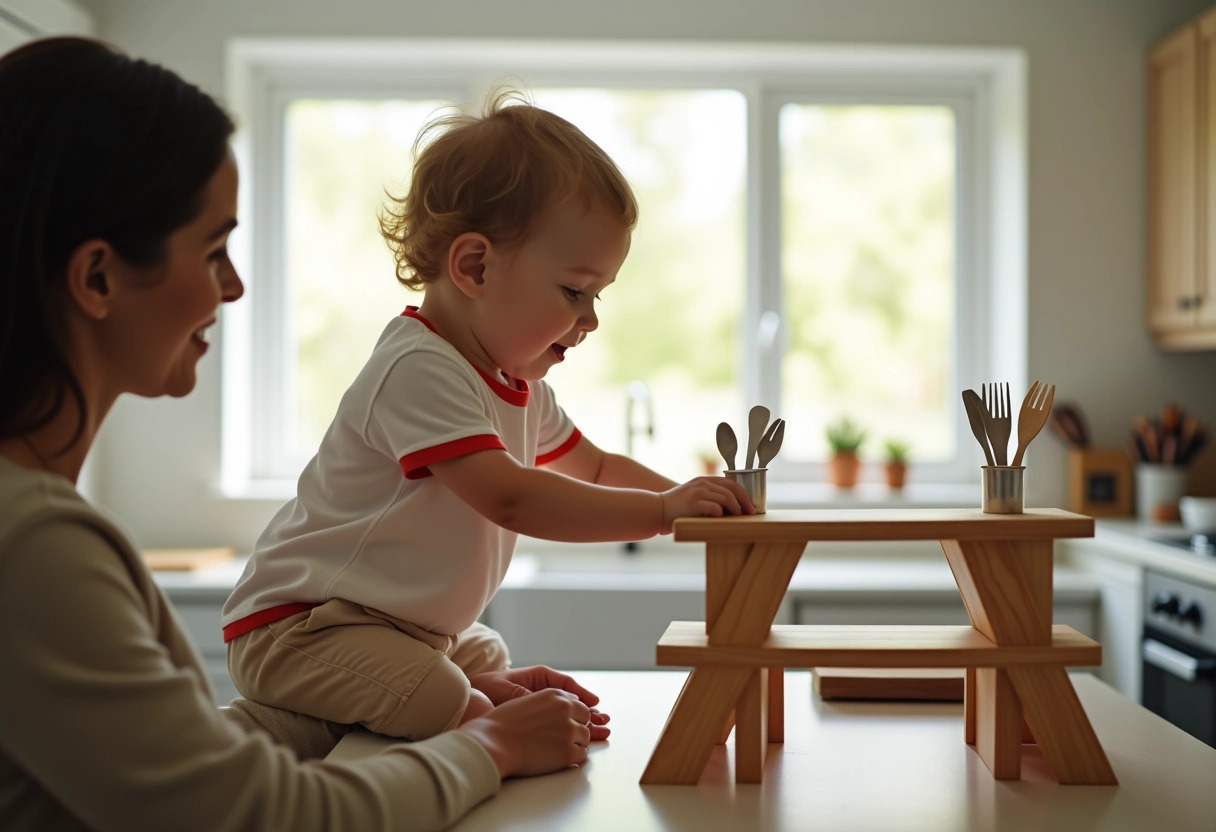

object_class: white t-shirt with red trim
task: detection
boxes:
[221,308,580,636]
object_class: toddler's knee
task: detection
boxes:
[459,625,511,674]
[379,658,471,740]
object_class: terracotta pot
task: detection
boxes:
[828,452,861,489]
[885,461,907,490]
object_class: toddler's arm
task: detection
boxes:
[540,434,677,491]
[429,449,752,541]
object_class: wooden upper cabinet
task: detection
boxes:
[1148,11,1216,349]
[1200,10,1216,331]
[1148,25,1199,338]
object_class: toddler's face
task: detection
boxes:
[476,199,630,381]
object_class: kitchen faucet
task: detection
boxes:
[623,380,654,555]
[624,380,654,459]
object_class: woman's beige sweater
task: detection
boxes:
[0,457,499,831]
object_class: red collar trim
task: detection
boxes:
[401,307,529,406]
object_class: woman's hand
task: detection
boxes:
[659,476,754,533]
[469,666,610,740]
[456,688,593,778]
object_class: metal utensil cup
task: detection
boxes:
[726,468,767,514]
[981,466,1024,514]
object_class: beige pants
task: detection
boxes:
[227,598,510,740]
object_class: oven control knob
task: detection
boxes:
[1179,602,1203,627]
[1152,593,1181,617]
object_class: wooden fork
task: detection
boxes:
[1011,380,1056,466]
[981,382,1013,466]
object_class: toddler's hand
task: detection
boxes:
[659,476,754,533]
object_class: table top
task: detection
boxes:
[330,670,1216,832]
[673,507,1094,543]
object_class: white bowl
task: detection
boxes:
[1179,496,1216,531]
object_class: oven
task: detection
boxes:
[1141,569,1216,748]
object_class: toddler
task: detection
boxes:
[222,90,753,742]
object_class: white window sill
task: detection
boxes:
[767,481,977,510]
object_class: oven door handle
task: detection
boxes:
[1142,638,1216,681]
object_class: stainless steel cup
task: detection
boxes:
[726,468,767,514]
[982,465,1024,514]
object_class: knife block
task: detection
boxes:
[1067,448,1132,517]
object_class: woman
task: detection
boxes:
[0,37,592,831]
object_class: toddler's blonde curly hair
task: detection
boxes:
[380,89,639,290]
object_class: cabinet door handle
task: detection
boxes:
[1178,297,1195,310]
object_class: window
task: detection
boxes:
[224,41,1025,494]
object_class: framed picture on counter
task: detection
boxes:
[1067,448,1132,517]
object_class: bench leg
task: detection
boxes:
[768,666,784,743]
[735,668,769,783]
[641,667,751,785]
[964,667,976,744]
[1007,666,1117,784]
[718,709,734,744]
[974,668,1023,780]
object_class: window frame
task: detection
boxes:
[223,38,1026,496]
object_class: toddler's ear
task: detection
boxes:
[448,233,488,298]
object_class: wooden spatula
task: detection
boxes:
[961,389,995,467]
[745,405,770,469]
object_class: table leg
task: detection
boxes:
[1007,666,1118,784]
[943,537,1114,784]
[718,709,734,744]
[641,666,751,785]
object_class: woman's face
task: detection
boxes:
[99,152,243,399]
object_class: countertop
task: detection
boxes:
[150,515,1213,598]
[1061,519,1216,586]
[329,670,1216,832]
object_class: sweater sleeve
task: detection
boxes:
[0,519,500,832]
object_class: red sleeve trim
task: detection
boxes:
[536,427,583,466]
[222,602,318,643]
[399,434,507,479]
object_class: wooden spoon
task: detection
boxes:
[745,405,770,469]
[715,422,738,471]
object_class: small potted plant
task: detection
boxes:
[883,439,910,490]
[826,416,866,489]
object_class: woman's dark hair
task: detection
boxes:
[0,37,235,448]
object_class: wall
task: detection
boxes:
[74,0,1216,550]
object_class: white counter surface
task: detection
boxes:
[330,670,1216,832]
[1064,519,1216,587]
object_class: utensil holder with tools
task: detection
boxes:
[964,381,1055,515]
[716,405,784,515]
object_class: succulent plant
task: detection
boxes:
[826,416,867,455]
[884,439,911,465]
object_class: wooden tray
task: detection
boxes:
[812,667,964,701]
[141,546,236,572]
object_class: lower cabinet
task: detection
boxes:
[489,586,1098,672]
[488,587,714,670]
[793,596,1097,637]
